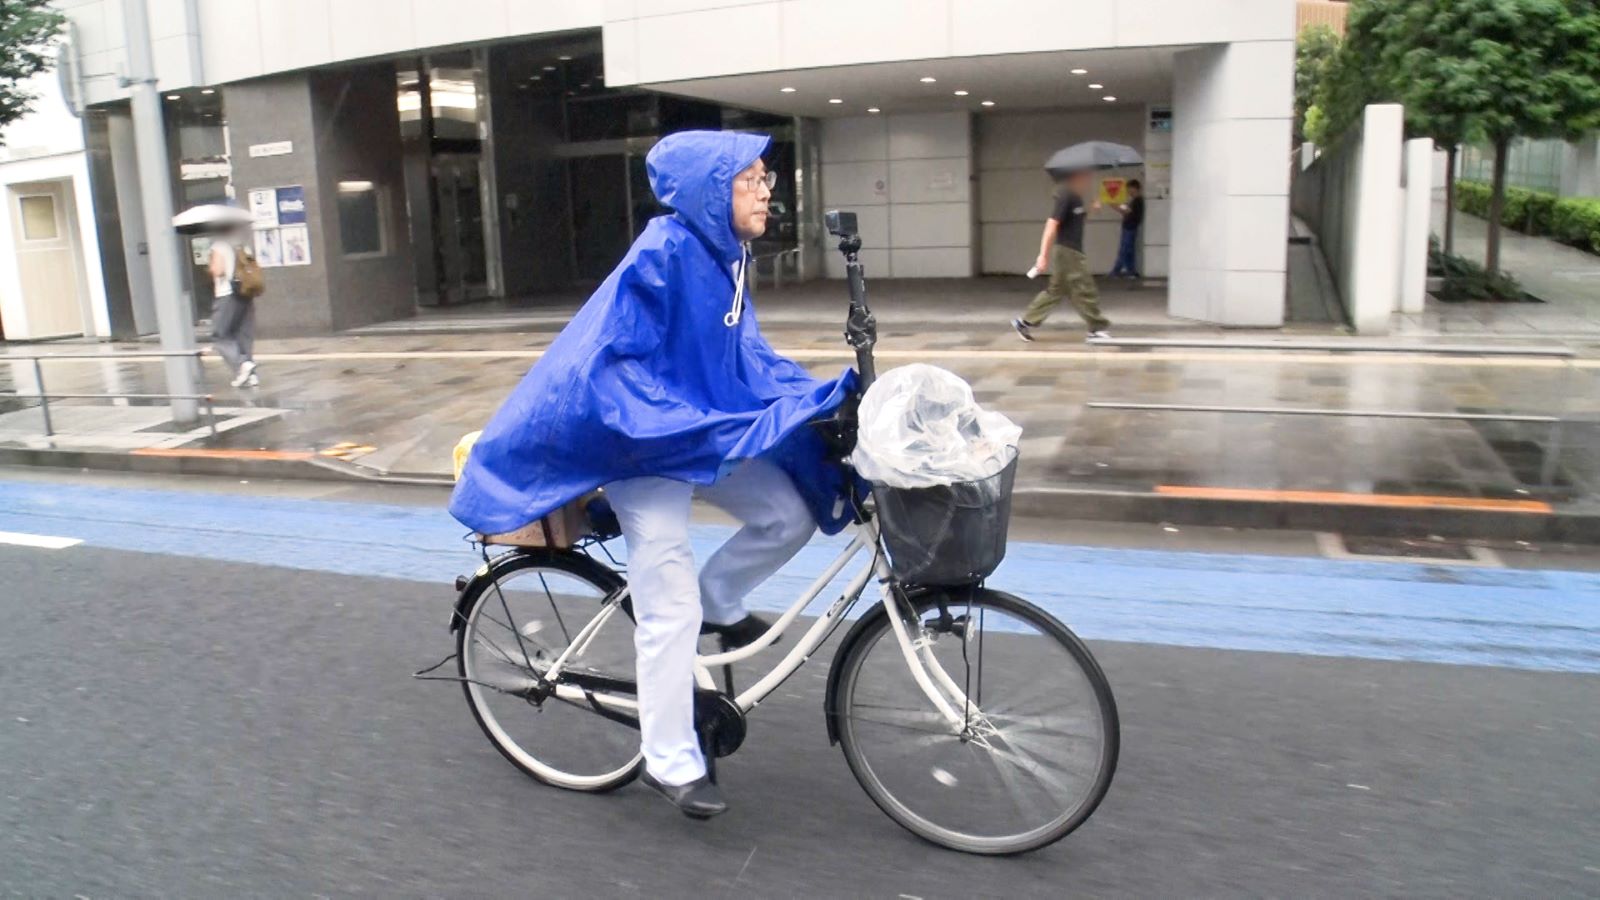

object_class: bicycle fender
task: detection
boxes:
[448,546,624,633]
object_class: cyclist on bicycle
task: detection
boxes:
[450,130,856,819]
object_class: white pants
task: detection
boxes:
[606,459,816,786]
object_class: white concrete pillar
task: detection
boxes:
[1300,142,1317,171]
[1400,137,1434,314]
[1348,104,1404,333]
[1561,134,1599,198]
[1170,41,1294,327]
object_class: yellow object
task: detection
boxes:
[1098,177,1128,206]
[452,430,482,482]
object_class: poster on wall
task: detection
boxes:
[189,236,213,266]
[280,224,312,266]
[246,185,309,267]
[254,228,283,267]
[275,186,306,225]
[248,189,278,228]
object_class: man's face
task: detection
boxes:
[731,159,772,242]
[1128,184,1141,197]
[1066,171,1093,195]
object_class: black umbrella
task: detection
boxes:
[1044,141,1143,177]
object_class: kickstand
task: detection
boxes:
[699,729,719,785]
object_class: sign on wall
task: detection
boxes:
[246,186,311,267]
[1098,177,1129,206]
[248,141,294,158]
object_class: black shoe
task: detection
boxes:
[640,771,727,819]
[700,614,775,651]
[1011,318,1036,342]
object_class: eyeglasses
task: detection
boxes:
[740,170,778,192]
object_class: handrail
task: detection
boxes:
[0,349,215,439]
[1085,337,1582,487]
[0,349,207,361]
[1087,337,1575,358]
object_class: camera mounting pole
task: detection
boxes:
[838,233,877,388]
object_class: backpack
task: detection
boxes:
[232,243,266,299]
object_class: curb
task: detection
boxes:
[4,446,1596,544]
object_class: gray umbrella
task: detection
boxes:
[1044,141,1144,177]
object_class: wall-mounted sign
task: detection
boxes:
[1099,177,1129,206]
[248,141,294,158]
[1148,108,1172,133]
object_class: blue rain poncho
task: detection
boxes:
[449,130,856,536]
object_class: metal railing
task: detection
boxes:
[1085,337,1580,487]
[752,247,802,290]
[0,349,218,438]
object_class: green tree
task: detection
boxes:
[1418,0,1600,273]
[1368,0,1488,256]
[0,0,66,142]
[1295,25,1341,144]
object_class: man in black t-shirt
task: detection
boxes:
[1110,179,1144,280]
[1013,168,1111,342]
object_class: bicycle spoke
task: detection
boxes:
[538,572,573,645]
[845,703,959,738]
[970,737,1054,824]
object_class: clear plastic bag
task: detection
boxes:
[851,364,1022,489]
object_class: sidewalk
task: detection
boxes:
[4,277,1596,539]
[1407,202,1600,339]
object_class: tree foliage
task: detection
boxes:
[0,0,66,142]
[1294,25,1341,143]
[1309,0,1600,273]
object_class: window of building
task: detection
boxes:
[337,182,386,257]
[19,195,59,240]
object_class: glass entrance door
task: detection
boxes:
[433,153,489,303]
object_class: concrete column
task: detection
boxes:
[1170,41,1295,327]
[1348,104,1404,333]
[1400,137,1434,314]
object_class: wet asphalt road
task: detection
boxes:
[5,533,1599,898]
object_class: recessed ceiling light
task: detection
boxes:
[980,100,996,107]
[165,94,180,100]
[867,107,881,113]
[829,98,843,104]
[953,90,969,96]
[532,75,542,81]
[780,86,797,93]
[558,55,572,61]
[200,88,215,95]
[580,83,591,89]
[1102,95,1117,102]
[1088,83,1104,89]
[919,76,937,83]
[543,65,556,72]
[1071,68,1088,75]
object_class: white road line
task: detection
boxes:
[0,530,83,550]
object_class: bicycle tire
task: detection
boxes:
[830,587,1119,855]
[456,547,644,793]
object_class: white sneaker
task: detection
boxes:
[1087,330,1112,343]
[231,361,257,388]
[244,373,260,388]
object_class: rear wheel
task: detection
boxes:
[456,549,643,792]
[831,587,1119,855]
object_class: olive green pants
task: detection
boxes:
[1022,245,1108,331]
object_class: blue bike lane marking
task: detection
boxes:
[2,479,1596,673]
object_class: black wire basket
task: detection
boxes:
[871,453,1018,586]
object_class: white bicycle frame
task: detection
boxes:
[535,516,973,729]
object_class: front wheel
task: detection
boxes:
[830,587,1119,855]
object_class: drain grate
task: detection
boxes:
[1339,536,1475,561]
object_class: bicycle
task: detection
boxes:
[434,212,1120,855]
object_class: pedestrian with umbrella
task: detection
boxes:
[173,204,264,388]
[1012,141,1141,343]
